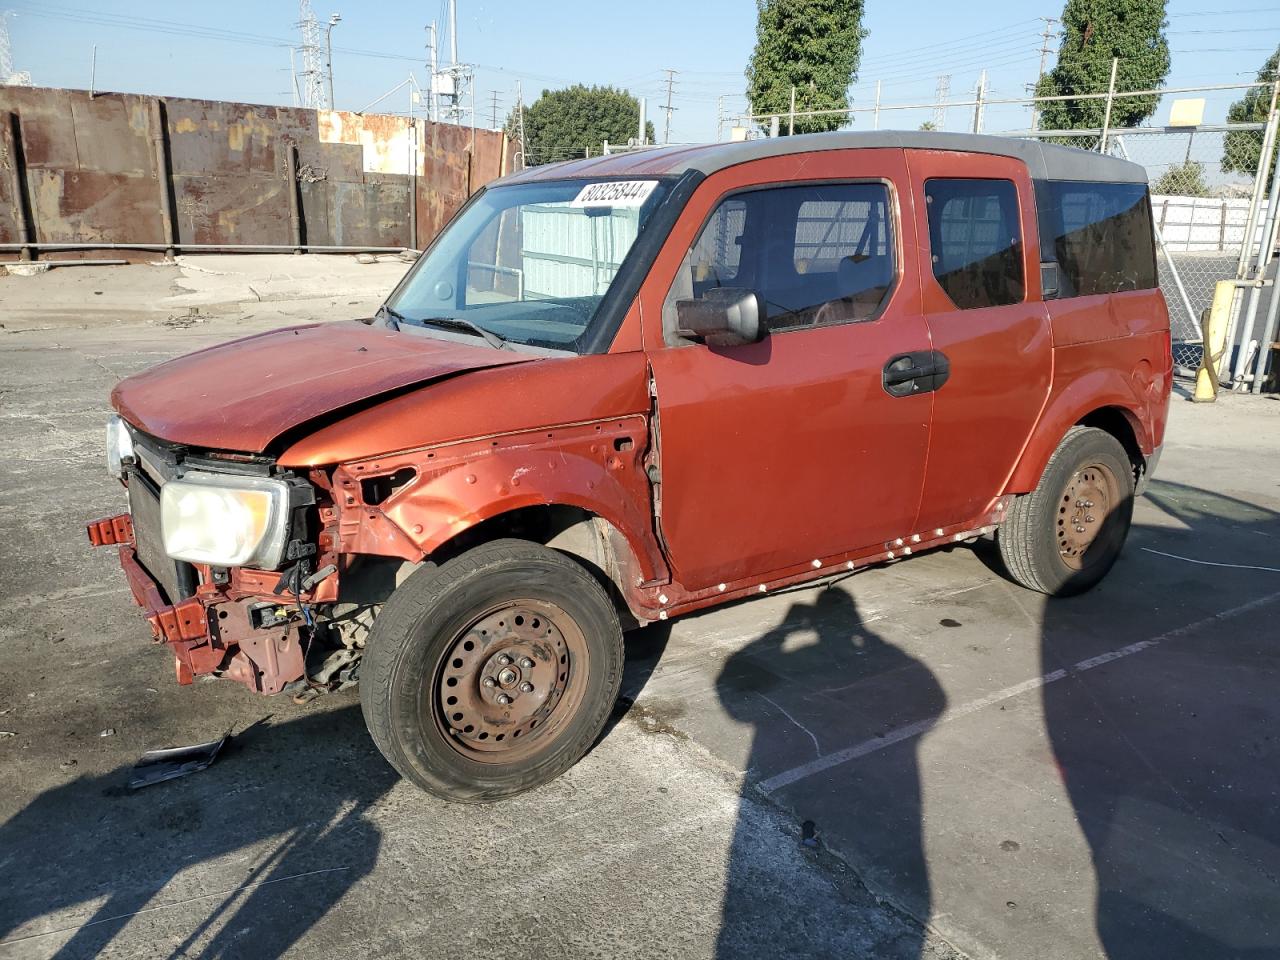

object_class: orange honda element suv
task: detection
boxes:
[91,132,1171,800]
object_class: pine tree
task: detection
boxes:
[1036,0,1170,132]
[746,0,867,136]
[1223,46,1279,178]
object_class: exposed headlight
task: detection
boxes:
[161,471,292,568]
[106,414,135,479]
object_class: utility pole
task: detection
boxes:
[661,68,678,144]
[1031,16,1059,130]
[426,21,437,121]
[489,90,501,130]
[716,94,725,142]
[972,69,987,134]
[325,12,341,111]
[515,79,527,168]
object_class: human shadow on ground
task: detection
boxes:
[0,704,395,959]
[1040,479,1280,959]
[713,587,946,959]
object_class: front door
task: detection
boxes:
[642,150,935,592]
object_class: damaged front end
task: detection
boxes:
[89,420,371,699]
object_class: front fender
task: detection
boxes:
[331,416,668,585]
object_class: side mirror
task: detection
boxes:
[675,288,767,347]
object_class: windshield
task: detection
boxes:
[387,177,674,353]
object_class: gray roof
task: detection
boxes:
[502,130,1148,186]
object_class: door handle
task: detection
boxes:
[882,351,950,397]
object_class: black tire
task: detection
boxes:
[359,539,623,802]
[998,426,1135,597]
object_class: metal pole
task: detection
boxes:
[149,99,176,260]
[638,97,647,145]
[1099,57,1118,152]
[788,86,796,136]
[874,80,881,130]
[1,112,32,261]
[1231,170,1280,387]
[972,70,986,134]
[448,0,458,64]
[0,241,415,253]
[1252,258,1280,393]
[325,20,337,110]
[1237,82,1280,280]
[284,140,302,254]
[89,44,97,100]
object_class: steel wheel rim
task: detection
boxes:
[1056,461,1121,571]
[431,599,589,763]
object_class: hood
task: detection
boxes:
[112,320,534,453]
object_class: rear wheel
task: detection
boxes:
[360,539,624,802]
[998,427,1135,596]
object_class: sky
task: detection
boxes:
[3,0,1278,148]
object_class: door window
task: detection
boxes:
[664,182,896,339]
[924,178,1024,309]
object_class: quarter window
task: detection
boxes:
[664,182,895,338]
[1037,181,1157,297]
[925,178,1025,310]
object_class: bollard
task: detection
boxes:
[1194,280,1237,402]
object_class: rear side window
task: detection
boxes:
[664,182,896,336]
[1037,181,1157,297]
[925,178,1025,310]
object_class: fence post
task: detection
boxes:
[1236,81,1280,280]
[1,112,32,261]
[1231,165,1280,387]
[1099,57,1118,152]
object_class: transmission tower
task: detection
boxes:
[932,74,950,129]
[297,0,327,109]
[1,12,32,87]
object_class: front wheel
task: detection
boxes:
[998,426,1135,597]
[359,539,624,802]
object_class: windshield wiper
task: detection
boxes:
[417,316,509,350]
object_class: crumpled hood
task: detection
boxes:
[112,320,533,453]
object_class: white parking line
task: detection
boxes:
[756,590,1280,797]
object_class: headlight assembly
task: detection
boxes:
[160,471,294,568]
[106,414,135,479]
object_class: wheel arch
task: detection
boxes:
[427,504,653,629]
[1007,376,1153,496]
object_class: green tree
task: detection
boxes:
[508,85,655,165]
[1153,160,1209,197]
[1223,45,1280,178]
[1036,0,1170,132]
[746,0,867,136]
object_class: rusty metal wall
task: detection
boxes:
[0,86,514,256]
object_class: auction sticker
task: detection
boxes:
[569,180,659,208]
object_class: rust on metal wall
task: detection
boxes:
[0,86,516,257]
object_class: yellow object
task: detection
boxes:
[1194,280,1236,402]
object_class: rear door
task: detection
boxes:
[640,150,935,591]
[906,151,1053,531]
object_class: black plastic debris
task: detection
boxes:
[801,819,819,848]
[128,732,230,789]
